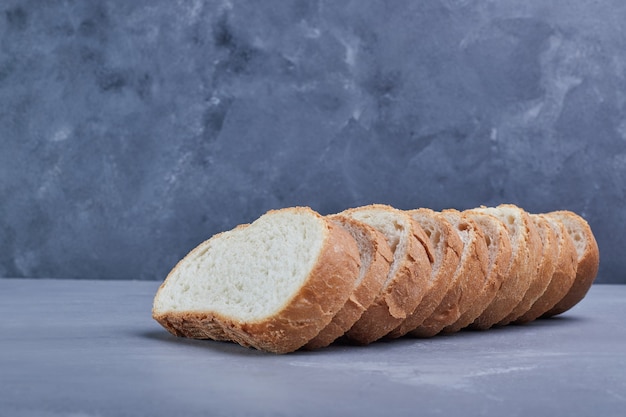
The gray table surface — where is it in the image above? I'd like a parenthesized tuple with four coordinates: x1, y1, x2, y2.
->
(1, 279, 625, 417)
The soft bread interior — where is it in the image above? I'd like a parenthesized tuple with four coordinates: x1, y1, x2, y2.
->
(154, 210, 326, 321)
(476, 206, 521, 257)
(415, 214, 444, 277)
(470, 213, 500, 274)
(347, 209, 406, 280)
(554, 215, 586, 259)
(331, 218, 373, 288)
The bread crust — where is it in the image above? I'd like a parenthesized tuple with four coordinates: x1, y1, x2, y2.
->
(342, 205, 433, 345)
(303, 216, 392, 350)
(516, 215, 577, 323)
(387, 208, 461, 338)
(153, 207, 361, 354)
(443, 211, 510, 333)
(408, 209, 487, 338)
(542, 211, 599, 317)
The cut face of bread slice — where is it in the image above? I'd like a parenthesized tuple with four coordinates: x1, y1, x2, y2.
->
(471, 205, 540, 330)
(408, 209, 487, 338)
(443, 210, 511, 333)
(542, 211, 599, 317)
(340, 204, 433, 345)
(516, 214, 577, 323)
(387, 208, 462, 338)
(152, 207, 361, 354)
(303, 216, 392, 350)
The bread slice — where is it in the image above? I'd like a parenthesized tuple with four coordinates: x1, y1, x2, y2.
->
(508, 214, 557, 323)
(408, 209, 488, 338)
(542, 210, 600, 317)
(516, 214, 577, 323)
(443, 210, 511, 333)
(341, 204, 433, 345)
(303, 216, 392, 350)
(493, 211, 546, 325)
(471, 205, 541, 329)
(152, 207, 361, 354)
(386, 208, 462, 338)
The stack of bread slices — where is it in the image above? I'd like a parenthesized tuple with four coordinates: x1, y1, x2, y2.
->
(152, 204, 599, 354)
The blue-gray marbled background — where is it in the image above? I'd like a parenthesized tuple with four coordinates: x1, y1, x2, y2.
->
(1, 0, 624, 282)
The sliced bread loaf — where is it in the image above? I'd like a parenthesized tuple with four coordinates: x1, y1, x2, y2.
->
(341, 204, 433, 345)
(408, 209, 488, 338)
(516, 214, 577, 323)
(471, 205, 540, 329)
(542, 211, 599, 317)
(303, 216, 392, 350)
(152, 207, 361, 354)
(443, 210, 511, 333)
(386, 208, 462, 338)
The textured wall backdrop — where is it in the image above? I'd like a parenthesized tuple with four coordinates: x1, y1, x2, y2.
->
(1, 0, 625, 282)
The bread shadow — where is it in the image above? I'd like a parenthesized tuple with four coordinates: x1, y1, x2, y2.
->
(140, 329, 372, 357)
(512, 314, 588, 327)
(454, 314, 589, 335)
(140, 313, 589, 356)
(140, 329, 382, 356)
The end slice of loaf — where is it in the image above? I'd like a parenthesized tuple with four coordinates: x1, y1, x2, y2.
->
(471, 205, 539, 330)
(386, 208, 462, 338)
(341, 204, 433, 345)
(152, 207, 361, 354)
(542, 210, 599, 317)
(443, 210, 511, 333)
(409, 209, 487, 338)
(516, 214, 577, 323)
(303, 216, 392, 350)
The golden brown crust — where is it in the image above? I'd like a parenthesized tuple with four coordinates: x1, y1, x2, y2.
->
(303, 217, 392, 350)
(153, 208, 361, 354)
(516, 215, 577, 323)
(342, 205, 433, 345)
(154, 311, 231, 341)
(542, 211, 599, 317)
(471, 205, 534, 330)
(408, 209, 486, 338)
(387, 208, 461, 338)
(444, 211, 511, 333)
